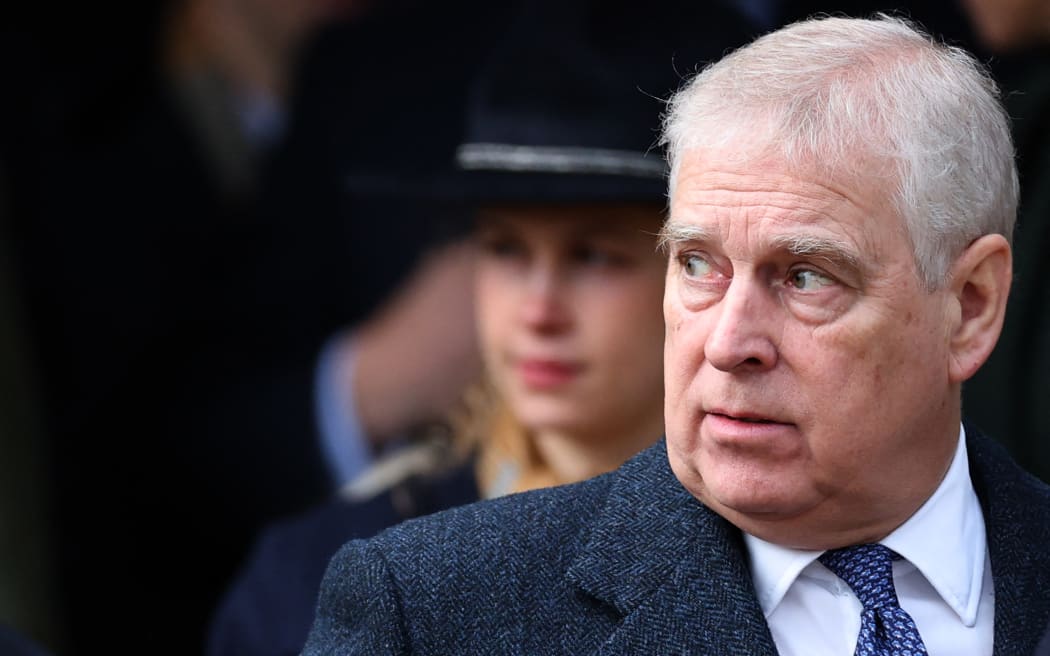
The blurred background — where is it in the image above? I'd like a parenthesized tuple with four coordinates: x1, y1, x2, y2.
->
(0, 0, 1046, 654)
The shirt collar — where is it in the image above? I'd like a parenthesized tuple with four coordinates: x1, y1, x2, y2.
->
(744, 424, 986, 626)
(882, 424, 985, 626)
(744, 533, 823, 617)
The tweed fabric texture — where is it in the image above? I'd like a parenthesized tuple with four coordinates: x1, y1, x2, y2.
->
(1037, 619, 1050, 656)
(302, 428, 1050, 655)
(820, 544, 928, 656)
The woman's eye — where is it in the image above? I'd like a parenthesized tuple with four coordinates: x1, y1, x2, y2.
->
(682, 254, 713, 278)
(479, 236, 524, 258)
(788, 269, 834, 290)
(572, 245, 626, 267)
(574, 246, 603, 264)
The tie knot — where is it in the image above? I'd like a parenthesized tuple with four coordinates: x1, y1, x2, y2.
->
(819, 543, 901, 610)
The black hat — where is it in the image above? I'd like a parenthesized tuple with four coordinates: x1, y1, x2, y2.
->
(347, 0, 757, 205)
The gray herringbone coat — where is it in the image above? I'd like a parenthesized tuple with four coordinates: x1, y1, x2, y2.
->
(303, 431, 1050, 655)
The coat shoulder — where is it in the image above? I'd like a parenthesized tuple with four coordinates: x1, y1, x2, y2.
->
(306, 471, 620, 655)
(378, 468, 616, 576)
(307, 443, 678, 655)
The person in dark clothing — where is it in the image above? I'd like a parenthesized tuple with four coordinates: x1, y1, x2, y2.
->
(305, 15, 1050, 655)
(2, 1, 509, 653)
(207, 3, 757, 654)
(0, 624, 54, 656)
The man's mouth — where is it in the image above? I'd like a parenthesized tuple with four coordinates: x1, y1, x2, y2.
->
(708, 410, 782, 424)
(704, 410, 794, 431)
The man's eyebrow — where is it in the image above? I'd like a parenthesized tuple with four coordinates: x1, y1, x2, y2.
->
(658, 222, 863, 272)
(657, 221, 714, 252)
(769, 233, 862, 272)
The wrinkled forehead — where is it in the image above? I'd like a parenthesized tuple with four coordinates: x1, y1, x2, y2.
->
(664, 148, 909, 263)
(670, 138, 898, 201)
(672, 147, 896, 213)
(667, 114, 901, 194)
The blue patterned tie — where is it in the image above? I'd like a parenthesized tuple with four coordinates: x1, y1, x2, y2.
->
(819, 544, 929, 656)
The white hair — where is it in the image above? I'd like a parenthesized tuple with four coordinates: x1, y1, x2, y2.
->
(661, 15, 1018, 288)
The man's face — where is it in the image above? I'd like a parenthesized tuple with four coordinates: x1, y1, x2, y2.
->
(662, 152, 961, 549)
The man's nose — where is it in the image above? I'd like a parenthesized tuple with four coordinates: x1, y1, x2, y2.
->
(703, 276, 778, 372)
(521, 266, 571, 333)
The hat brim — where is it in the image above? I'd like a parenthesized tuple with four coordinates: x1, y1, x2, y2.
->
(345, 168, 668, 206)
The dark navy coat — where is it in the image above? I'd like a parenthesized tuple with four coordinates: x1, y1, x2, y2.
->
(209, 462, 479, 656)
(1038, 623, 1050, 656)
(303, 432, 1050, 655)
(0, 624, 51, 656)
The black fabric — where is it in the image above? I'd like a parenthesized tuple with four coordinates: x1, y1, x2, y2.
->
(2, 2, 511, 653)
(1036, 620, 1050, 656)
(347, 0, 758, 206)
(0, 624, 53, 656)
(208, 460, 480, 656)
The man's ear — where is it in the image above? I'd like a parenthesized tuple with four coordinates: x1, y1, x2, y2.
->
(946, 233, 1012, 383)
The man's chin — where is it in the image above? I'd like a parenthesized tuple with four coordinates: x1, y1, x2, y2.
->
(700, 485, 814, 524)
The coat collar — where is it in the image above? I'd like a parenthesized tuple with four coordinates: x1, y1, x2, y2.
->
(566, 440, 778, 655)
(566, 430, 1050, 655)
(966, 427, 1050, 656)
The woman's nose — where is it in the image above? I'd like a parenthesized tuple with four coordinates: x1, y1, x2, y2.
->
(520, 266, 572, 333)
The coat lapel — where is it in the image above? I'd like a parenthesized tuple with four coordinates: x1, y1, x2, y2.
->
(967, 428, 1050, 656)
(564, 430, 1050, 655)
(566, 441, 777, 656)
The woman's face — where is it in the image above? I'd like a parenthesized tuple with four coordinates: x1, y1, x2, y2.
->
(475, 203, 667, 443)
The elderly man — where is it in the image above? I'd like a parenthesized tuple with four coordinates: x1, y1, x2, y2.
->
(302, 15, 1050, 656)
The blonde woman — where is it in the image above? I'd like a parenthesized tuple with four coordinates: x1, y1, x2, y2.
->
(208, 3, 752, 654)
(208, 195, 669, 656)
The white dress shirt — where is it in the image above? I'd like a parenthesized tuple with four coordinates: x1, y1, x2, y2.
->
(744, 425, 994, 656)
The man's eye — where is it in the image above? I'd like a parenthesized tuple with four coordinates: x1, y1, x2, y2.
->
(682, 254, 713, 278)
(788, 269, 834, 290)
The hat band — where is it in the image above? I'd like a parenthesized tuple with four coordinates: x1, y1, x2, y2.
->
(456, 143, 666, 179)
